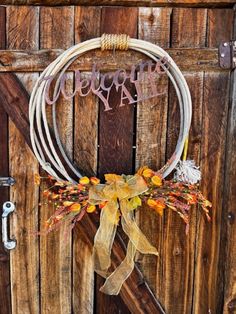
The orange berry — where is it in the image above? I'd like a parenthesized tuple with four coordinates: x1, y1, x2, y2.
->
(142, 168, 154, 178)
(79, 176, 90, 185)
(90, 177, 100, 185)
(151, 175, 162, 186)
(86, 205, 96, 213)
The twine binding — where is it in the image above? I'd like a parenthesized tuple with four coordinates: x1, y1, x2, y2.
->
(101, 33, 130, 51)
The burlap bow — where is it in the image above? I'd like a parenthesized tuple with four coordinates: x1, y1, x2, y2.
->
(89, 173, 158, 295)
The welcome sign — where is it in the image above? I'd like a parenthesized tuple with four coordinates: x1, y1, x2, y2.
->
(42, 57, 170, 111)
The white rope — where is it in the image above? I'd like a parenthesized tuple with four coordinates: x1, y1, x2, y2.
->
(29, 37, 192, 183)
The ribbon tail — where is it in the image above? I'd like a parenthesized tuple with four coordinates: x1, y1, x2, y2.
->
(99, 240, 136, 295)
(120, 199, 158, 256)
(93, 200, 118, 278)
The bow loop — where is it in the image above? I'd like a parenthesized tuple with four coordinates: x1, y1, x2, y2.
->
(88, 173, 158, 295)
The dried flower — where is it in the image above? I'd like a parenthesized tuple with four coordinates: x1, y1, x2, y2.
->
(87, 204, 96, 213)
(79, 176, 90, 185)
(90, 177, 100, 185)
(151, 175, 162, 186)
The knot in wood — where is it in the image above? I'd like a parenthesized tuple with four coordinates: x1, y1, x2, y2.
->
(101, 33, 130, 51)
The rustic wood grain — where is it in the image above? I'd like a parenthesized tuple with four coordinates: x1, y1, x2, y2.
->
(193, 72, 230, 314)
(171, 8, 207, 47)
(0, 48, 226, 72)
(0, 0, 234, 8)
(164, 8, 207, 314)
(98, 7, 137, 177)
(223, 9, 236, 314)
(192, 9, 233, 314)
(96, 6, 138, 313)
(223, 71, 236, 314)
(207, 8, 234, 47)
(0, 6, 11, 314)
(7, 6, 40, 314)
(135, 7, 171, 304)
(39, 6, 74, 314)
(73, 6, 101, 314)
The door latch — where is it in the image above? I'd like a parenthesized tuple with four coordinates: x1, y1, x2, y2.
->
(2, 202, 16, 250)
(219, 41, 236, 70)
(0, 176, 16, 250)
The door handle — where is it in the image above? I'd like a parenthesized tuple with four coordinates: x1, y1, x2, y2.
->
(2, 202, 16, 250)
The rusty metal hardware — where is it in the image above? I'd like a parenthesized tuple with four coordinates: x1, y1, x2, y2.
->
(0, 177, 15, 187)
(219, 41, 236, 70)
(2, 202, 16, 250)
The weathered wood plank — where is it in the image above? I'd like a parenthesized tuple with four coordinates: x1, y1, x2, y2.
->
(223, 9, 236, 314)
(135, 7, 171, 304)
(0, 48, 226, 72)
(39, 6, 74, 314)
(0, 0, 234, 8)
(73, 6, 101, 314)
(193, 71, 230, 314)
(223, 71, 236, 314)
(207, 8, 234, 47)
(192, 9, 233, 313)
(164, 8, 207, 314)
(7, 6, 40, 314)
(0, 6, 11, 314)
(0, 62, 165, 314)
(172, 8, 207, 47)
(96, 6, 138, 313)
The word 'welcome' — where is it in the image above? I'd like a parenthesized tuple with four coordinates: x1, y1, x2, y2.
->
(43, 58, 170, 111)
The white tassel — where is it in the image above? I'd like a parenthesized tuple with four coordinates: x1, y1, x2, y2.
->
(174, 160, 201, 184)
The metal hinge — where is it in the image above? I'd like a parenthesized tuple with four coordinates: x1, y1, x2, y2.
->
(0, 177, 15, 187)
(219, 41, 236, 70)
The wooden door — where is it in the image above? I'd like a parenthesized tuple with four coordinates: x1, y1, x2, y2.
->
(0, 2, 235, 314)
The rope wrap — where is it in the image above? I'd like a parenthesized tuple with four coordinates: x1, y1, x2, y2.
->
(101, 33, 130, 51)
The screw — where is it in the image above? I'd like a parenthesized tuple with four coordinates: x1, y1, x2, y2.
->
(221, 53, 225, 58)
(6, 202, 11, 208)
(223, 42, 228, 47)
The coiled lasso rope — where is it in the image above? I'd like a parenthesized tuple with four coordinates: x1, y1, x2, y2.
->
(29, 34, 193, 183)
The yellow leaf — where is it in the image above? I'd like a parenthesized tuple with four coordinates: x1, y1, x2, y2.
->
(129, 196, 142, 209)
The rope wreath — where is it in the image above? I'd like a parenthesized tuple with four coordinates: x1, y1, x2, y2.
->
(30, 34, 211, 295)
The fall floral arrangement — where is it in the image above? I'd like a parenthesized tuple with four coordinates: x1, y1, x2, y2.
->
(35, 166, 211, 295)
(36, 167, 211, 235)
